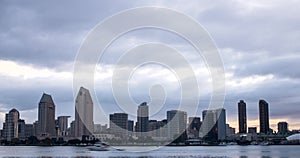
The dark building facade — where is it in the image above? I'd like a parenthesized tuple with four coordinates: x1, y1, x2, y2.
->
(248, 127, 257, 134)
(136, 102, 149, 137)
(38, 93, 56, 137)
(238, 100, 247, 133)
(278, 122, 288, 135)
(259, 100, 270, 134)
(109, 113, 128, 136)
(188, 117, 201, 138)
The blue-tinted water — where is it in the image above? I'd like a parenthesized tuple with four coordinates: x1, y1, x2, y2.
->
(0, 145, 299, 158)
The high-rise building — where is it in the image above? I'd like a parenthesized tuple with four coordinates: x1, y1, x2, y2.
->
(33, 121, 39, 137)
(136, 102, 149, 137)
(278, 122, 288, 135)
(188, 117, 201, 138)
(238, 100, 247, 133)
(109, 113, 128, 136)
(201, 108, 226, 141)
(167, 110, 187, 139)
(18, 119, 26, 140)
(259, 100, 270, 134)
(70, 120, 75, 137)
(3, 109, 20, 141)
(57, 116, 70, 136)
(74, 87, 94, 138)
(38, 93, 56, 137)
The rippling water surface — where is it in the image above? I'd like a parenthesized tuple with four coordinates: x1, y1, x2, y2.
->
(1, 145, 300, 158)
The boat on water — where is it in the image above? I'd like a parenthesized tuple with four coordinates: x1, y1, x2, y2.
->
(260, 141, 269, 146)
(87, 142, 110, 151)
(87, 142, 125, 151)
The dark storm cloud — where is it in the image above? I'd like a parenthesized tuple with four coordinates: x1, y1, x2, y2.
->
(0, 0, 137, 68)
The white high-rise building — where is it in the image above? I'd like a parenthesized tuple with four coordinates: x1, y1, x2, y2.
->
(74, 87, 94, 138)
(201, 108, 226, 141)
(167, 110, 187, 139)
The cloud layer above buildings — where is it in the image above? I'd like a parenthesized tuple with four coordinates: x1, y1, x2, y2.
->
(0, 0, 300, 131)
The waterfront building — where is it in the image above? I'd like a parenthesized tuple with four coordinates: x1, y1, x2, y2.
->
(18, 119, 26, 140)
(94, 124, 108, 134)
(248, 127, 257, 134)
(33, 121, 39, 136)
(201, 108, 226, 141)
(57, 116, 70, 136)
(188, 117, 201, 138)
(38, 93, 56, 137)
(109, 113, 128, 137)
(238, 100, 247, 133)
(25, 124, 34, 138)
(158, 119, 168, 138)
(136, 102, 149, 137)
(2, 109, 20, 141)
(167, 110, 187, 139)
(74, 87, 94, 138)
(259, 100, 270, 134)
(278, 122, 288, 135)
(127, 120, 134, 132)
(226, 124, 235, 136)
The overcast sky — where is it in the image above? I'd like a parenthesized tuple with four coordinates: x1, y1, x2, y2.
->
(0, 0, 300, 132)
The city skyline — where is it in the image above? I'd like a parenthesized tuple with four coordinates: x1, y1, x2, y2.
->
(1, 1, 300, 134)
(0, 91, 297, 134)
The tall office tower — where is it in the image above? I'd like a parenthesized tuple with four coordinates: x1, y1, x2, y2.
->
(57, 116, 70, 136)
(136, 102, 149, 137)
(278, 122, 288, 135)
(201, 108, 226, 141)
(18, 119, 26, 140)
(188, 117, 201, 138)
(3, 109, 20, 141)
(109, 113, 128, 136)
(259, 100, 270, 134)
(167, 110, 187, 139)
(38, 93, 56, 137)
(75, 87, 94, 138)
(238, 100, 247, 133)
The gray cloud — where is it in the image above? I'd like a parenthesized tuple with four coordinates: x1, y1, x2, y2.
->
(1, 1, 300, 131)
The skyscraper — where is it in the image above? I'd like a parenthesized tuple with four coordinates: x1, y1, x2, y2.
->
(167, 110, 187, 139)
(259, 99, 270, 134)
(18, 119, 26, 140)
(278, 122, 288, 135)
(3, 109, 20, 141)
(75, 87, 94, 138)
(38, 93, 56, 137)
(201, 108, 226, 141)
(136, 102, 149, 137)
(238, 100, 247, 133)
(109, 113, 128, 136)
